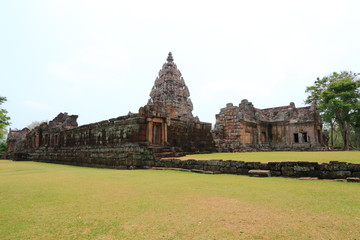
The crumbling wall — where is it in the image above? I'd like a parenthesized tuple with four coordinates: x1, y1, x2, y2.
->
(9, 113, 153, 167)
(167, 119, 215, 153)
(8, 111, 215, 167)
(21, 113, 148, 150)
(213, 100, 323, 151)
(27, 143, 156, 169)
(6, 128, 30, 152)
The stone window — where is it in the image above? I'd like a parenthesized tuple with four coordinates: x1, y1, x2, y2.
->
(294, 133, 299, 143)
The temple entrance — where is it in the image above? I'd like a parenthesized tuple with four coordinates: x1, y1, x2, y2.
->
(261, 132, 267, 143)
(152, 123, 162, 145)
(146, 117, 167, 145)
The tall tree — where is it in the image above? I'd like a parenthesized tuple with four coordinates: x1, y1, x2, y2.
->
(350, 98, 360, 148)
(306, 71, 360, 150)
(0, 96, 11, 141)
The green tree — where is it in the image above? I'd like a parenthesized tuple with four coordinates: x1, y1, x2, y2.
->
(0, 96, 11, 142)
(350, 101, 360, 148)
(0, 141, 6, 153)
(306, 71, 360, 150)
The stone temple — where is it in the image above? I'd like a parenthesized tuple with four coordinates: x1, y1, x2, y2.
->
(147, 52, 197, 122)
(212, 100, 323, 151)
(6, 53, 215, 166)
(6, 52, 325, 167)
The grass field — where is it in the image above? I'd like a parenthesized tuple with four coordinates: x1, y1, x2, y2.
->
(1, 160, 360, 240)
(179, 151, 360, 164)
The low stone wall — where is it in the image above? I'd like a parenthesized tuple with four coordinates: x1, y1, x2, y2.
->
(154, 159, 360, 179)
(11, 143, 156, 169)
(4, 151, 360, 181)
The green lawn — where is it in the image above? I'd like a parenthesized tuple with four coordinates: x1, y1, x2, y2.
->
(179, 151, 360, 164)
(1, 160, 359, 240)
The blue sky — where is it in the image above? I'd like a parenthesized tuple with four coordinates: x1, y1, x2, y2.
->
(1, 0, 360, 130)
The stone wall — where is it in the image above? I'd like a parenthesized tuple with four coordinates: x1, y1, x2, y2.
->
(167, 119, 215, 153)
(213, 100, 324, 151)
(5, 149, 359, 180)
(15, 143, 155, 169)
(154, 159, 360, 180)
(7, 111, 215, 166)
(7, 113, 155, 167)
(6, 128, 30, 152)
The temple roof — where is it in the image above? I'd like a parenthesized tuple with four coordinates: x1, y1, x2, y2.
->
(147, 52, 195, 121)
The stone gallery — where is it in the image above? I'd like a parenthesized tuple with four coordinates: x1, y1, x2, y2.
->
(7, 53, 324, 168)
(213, 100, 323, 152)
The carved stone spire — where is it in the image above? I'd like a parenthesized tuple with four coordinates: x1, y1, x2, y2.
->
(147, 52, 195, 121)
(167, 52, 174, 62)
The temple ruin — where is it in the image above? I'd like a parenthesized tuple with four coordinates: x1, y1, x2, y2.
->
(6, 53, 215, 167)
(6, 52, 326, 168)
(212, 99, 323, 151)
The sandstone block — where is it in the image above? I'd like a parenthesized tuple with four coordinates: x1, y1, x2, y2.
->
(281, 166, 294, 177)
(320, 171, 351, 179)
(346, 177, 360, 183)
(248, 170, 271, 177)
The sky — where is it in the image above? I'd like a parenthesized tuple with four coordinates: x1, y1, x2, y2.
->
(1, 0, 360, 131)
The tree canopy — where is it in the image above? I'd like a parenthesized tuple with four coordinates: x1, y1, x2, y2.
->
(0, 96, 11, 142)
(306, 71, 360, 150)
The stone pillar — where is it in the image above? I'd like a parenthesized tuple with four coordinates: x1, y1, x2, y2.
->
(164, 122, 168, 144)
(257, 123, 261, 144)
(161, 121, 165, 145)
(146, 120, 153, 144)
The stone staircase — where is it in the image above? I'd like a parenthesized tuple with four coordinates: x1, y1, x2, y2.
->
(147, 145, 186, 159)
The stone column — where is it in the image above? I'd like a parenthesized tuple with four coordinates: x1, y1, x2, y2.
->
(146, 119, 153, 144)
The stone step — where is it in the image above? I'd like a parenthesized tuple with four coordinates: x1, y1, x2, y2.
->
(151, 167, 221, 174)
(347, 177, 360, 183)
(248, 169, 271, 177)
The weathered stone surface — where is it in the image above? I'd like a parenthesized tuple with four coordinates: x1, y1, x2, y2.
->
(320, 163, 349, 171)
(298, 177, 319, 180)
(147, 52, 195, 122)
(347, 164, 360, 171)
(282, 166, 295, 177)
(152, 159, 360, 181)
(346, 177, 360, 182)
(6, 128, 31, 153)
(212, 99, 324, 151)
(248, 170, 271, 177)
(320, 171, 352, 179)
(6, 53, 215, 166)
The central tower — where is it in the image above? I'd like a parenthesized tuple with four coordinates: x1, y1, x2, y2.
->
(147, 52, 195, 121)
